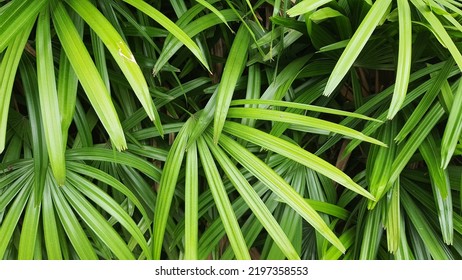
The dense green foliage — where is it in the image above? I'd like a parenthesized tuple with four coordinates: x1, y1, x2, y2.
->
(1, 0, 462, 260)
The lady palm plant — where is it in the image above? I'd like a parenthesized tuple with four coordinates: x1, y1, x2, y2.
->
(1, 0, 462, 260)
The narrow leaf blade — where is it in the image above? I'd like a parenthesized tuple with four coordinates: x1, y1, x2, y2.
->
(323, 0, 393, 96)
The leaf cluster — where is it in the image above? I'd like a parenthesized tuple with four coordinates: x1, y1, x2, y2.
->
(1, 0, 462, 260)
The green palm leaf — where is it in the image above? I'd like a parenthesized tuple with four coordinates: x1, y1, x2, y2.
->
(226, 107, 386, 147)
(36, 7, 66, 185)
(17, 188, 41, 259)
(0, 24, 34, 153)
(287, 0, 333, 17)
(441, 78, 462, 168)
(49, 177, 98, 260)
(217, 132, 346, 253)
(184, 141, 199, 259)
(123, 0, 210, 73)
(52, 1, 127, 151)
(204, 134, 300, 260)
(0, 181, 33, 258)
(322, 0, 392, 97)
(65, 0, 162, 135)
(0, 0, 46, 52)
(197, 136, 251, 260)
(223, 121, 375, 200)
(42, 177, 62, 260)
(410, 0, 462, 71)
(214, 24, 251, 143)
(153, 119, 194, 259)
(388, 0, 412, 119)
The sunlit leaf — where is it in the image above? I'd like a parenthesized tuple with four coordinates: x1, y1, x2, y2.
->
(197, 136, 251, 260)
(36, 8, 66, 185)
(0, 22, 34, 153)
(388, 0, 412, 119)
(223, 121, 375, 200)
(52, 1, 127, 151)
(287, 0, 333, 17)
(217, 131, 346, 253)
(214, 24, 251, 143)
(65, 0, 163, 134)
(323, 0, 392, 96)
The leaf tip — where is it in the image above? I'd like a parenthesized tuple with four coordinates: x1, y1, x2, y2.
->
(386, 112, 396, 120)
(323, 86, 334, 97)
(365, 191, 377, 202)
(213, 135, 219, 145)
(152, 67, 159, 77)
(337, 243, 346, 254)
(378, 142, 388, 148)
(286, 9, 296, 18)
(53, 171, 67, 187)
(440, 156, 450, 169)
(114, 141, 128, 152)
